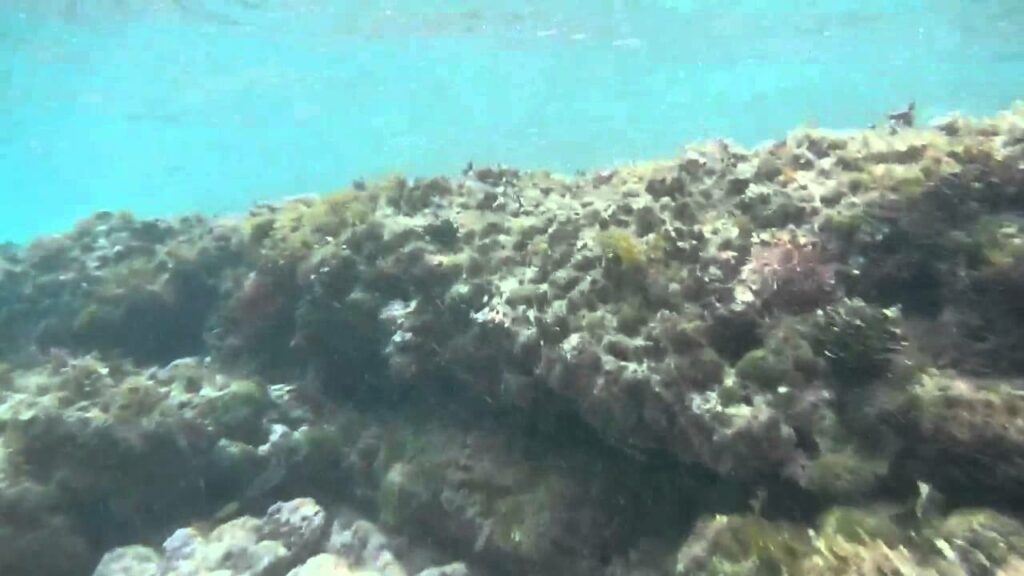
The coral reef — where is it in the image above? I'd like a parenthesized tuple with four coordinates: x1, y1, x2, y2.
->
(0, 103, 1023, 574)
(0, 353, 710, 575)
(0, 212, 239, 365)
(0, 354, 302, 559)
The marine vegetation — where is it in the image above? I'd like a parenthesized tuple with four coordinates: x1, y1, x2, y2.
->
(1, 104, 1024, 576)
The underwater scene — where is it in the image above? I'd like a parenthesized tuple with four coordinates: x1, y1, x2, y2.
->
(2, 1, 1024, 575)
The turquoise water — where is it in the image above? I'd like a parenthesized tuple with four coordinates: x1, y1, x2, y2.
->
(1, 0, 1022, 243)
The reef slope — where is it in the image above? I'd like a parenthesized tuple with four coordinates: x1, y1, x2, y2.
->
(1, 104, 1023, 575)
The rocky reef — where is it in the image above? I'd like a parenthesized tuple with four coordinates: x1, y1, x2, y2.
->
(1, 103, 1023, 575)
(92, 497, 470, 576)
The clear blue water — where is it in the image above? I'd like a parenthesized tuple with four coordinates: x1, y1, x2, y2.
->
(1, 0, 1022, 243)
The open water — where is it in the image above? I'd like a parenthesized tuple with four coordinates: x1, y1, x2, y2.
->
(1, 0, 1022, 241)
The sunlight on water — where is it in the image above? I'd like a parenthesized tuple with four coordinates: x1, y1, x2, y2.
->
(1, 0, 1022, 241)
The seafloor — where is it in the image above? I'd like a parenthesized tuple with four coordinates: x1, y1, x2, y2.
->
(2, 104, 1024, 576)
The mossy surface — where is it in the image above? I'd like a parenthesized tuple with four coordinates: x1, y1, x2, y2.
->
(676, 514, 814, 576)
(596, 228, 646, 268)
(3, 106, 1024, 575)
(812, 298, 904, 384)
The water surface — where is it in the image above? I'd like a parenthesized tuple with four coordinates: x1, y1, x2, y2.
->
(1, 0, 1022, 241)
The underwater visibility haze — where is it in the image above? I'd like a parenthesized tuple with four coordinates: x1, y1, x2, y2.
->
(2, 0, 1023, 240)
(1, 1, 1024, 575)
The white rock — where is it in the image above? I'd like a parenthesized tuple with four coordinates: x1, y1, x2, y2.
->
(92, 545, 161, 576)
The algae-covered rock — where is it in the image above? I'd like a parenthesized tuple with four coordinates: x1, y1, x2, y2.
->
(816, 506, 906, 547)
(0, 354, 307, 556)
(929, 509, 1024, 575)
(887, 373, 1024, 501)
(800, 449, 889, 502)
(0, 478, 94, 576)
(734, 348, 792, 391)
(0, 212, 238, 365)
(362, 419, 686, 574)
(2, 103, 1019, 488)
(799, 538, 942, 576)
(96, 499, 325, 576)
(674, 514, 814, 575)
(95, 497, 468, 576)
(673, 505, 1024, 576)
(733, 323, 820, 393)
(812, 298, 904, 385)
(91, 545, 161, 576)
(2, 103, 1024, 576)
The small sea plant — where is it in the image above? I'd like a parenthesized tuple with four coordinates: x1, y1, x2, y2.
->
(243, 187, 381, 263)
(973, 215, 1024, 270)
(745, 235, 837, 312)
(595, 228, 645, 268)
(812, 298, 905, 384)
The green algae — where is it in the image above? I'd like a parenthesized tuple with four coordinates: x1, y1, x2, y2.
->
(973, 215, 1024, 269)
(733, 323, 819, 392)
(207, 379, 272, 444)
(377, 461, 445, 529)
(244, 186, 382, 263)
(677, 514, 814, 576)
(812, 298, 904, 384)
(802, 450, 888, 502)
(596, 228, 646, 268)
(817, 506, 905, 546)
(929, 509, 1024, 574)
(734, 348, 791, 390)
